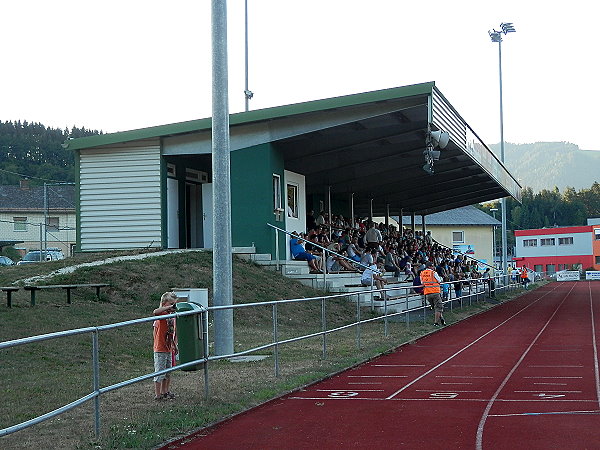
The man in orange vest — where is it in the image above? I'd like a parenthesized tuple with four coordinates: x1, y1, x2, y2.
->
(421, 261, 446, 326)
(520, 264, 530, 288)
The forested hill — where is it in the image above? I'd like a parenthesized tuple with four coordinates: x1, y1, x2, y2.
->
(491, 141, 600, 192)
(1, 121, 598, 192)
(0, 121, 101, 185)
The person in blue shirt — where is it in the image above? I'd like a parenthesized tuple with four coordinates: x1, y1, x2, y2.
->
(290, 232, 322, 273)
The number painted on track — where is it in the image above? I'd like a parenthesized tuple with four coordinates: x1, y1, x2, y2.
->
(430, 392, 459, 399)
(328, 391, 359, 398)
(535, 393, 566, 399)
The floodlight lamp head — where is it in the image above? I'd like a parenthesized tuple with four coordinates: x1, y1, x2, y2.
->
(500, 22, 516, 34)
(489, 30, 502, 42)
(430, 130, 450, 149)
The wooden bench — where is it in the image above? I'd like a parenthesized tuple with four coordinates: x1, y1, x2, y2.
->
(1, 286, 20, 308)
(23, 283, 110, 306)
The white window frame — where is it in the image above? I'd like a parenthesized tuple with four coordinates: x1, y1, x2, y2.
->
(452, 231, 464, 243)
(558, 237, 574, 245)
(272, 174, 282, 211)
(13, 217, 27, 232)
(523, 239, 537, 247)
(47, 216, 59, 232)
(286, 183, 299, 219)
(540, 238, 555, 246)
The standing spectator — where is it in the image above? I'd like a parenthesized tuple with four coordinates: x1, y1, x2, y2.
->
(421, 261, 446, 326)
(453, 272, 463, 299)
(365, 222, 383, 249)
(483, 268, 495, 297)
(413, 270, 425, 306)
(153, 291, 180, 401)
(441, 275, 450, 302)
(315, 211, 326, 227)
(521, 265, 530, 288)
(306, 210, 317, 232)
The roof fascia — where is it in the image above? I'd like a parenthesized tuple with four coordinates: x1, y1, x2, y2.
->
(64, 82, 435, 151)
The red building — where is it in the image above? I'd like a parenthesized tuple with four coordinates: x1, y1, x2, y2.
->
(514, 224, 600, 273)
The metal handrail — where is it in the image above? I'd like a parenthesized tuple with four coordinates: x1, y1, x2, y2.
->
(266, 222, 379, 274)
(431, 238, 497, 271)
(1, 273, 519, 439)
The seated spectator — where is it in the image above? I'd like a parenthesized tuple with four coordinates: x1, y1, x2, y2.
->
(304, 235, 323, 256)
(361, 260, 388, 299)
(360, 248, 377, 267)
(384, 249, 401, 278)
(346, 237, 363, 262)
(290, 232, 322, 273)
(325, 243, 359, 273)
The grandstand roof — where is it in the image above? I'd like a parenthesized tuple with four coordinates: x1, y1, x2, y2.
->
(65, 81, 520, 216)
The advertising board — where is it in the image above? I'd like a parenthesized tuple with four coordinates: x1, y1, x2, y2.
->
(556, 271, 580, 281)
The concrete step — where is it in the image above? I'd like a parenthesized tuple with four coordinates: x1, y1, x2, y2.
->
(232, 246, 256, 254)
(255, 260, 311, 276)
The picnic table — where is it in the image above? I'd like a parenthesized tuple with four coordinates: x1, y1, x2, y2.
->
(23, 283, 110, 306)
(1, 286, 20, 307)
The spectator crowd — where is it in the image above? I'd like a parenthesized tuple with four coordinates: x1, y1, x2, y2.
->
(291, 211, 488, 295)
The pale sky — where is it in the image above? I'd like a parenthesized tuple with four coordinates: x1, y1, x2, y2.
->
(2, 0, 598, 150)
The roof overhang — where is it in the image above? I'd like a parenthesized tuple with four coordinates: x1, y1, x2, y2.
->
(66, 81, 520, 217)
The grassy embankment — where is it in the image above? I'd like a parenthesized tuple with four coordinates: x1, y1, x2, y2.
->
(0, 250, 527, 449)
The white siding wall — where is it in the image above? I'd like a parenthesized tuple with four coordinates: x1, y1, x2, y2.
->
(79, 140, 162, 251)
(515, 231, 592, 258)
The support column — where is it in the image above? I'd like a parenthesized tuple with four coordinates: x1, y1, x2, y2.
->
(212, 0, 234, 356)
(421, 215, 426, 236)
(399, 208, 403, 238)
(411, 212, 415, 234)
(385, 204, 390, 229)
(327, 186, 332, 240)
(350, 192, 355, 228)
(369, 198, 373, 222)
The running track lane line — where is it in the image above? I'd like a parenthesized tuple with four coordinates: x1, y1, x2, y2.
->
(385, 283, 562, 400)
(589, 281, 600, 406)
(475, 282, 577, 450)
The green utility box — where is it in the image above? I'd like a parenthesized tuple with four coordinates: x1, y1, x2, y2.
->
(175, 302, 205, 371)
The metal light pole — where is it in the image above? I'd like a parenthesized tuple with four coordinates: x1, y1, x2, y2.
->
(212, 0, 234, 356)
(243, 0, 253, 111)
(490, 207, 498, 269)
(489, 22, 516, 276)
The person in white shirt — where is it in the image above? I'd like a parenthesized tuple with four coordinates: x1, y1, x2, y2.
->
(361, 261, 388, 299)
(365, 222, 383, 249)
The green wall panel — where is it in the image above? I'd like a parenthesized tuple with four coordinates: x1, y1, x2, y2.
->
(231, 143, 284, 255)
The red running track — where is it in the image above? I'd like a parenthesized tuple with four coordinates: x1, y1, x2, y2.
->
(161, 282, 600, 449)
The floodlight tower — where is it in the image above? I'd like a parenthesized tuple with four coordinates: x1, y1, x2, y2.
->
(488, 22, 515, 276)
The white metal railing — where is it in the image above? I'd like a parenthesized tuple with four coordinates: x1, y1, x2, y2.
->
(0, 273, 521, 439)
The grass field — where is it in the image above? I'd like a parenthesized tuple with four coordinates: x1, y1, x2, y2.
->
(0, 250, 527, 449)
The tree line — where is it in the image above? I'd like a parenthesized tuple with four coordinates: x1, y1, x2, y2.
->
(0, 120, 101, 185)
(481, 183, 600, 231)
(2, 119, 599, 230)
